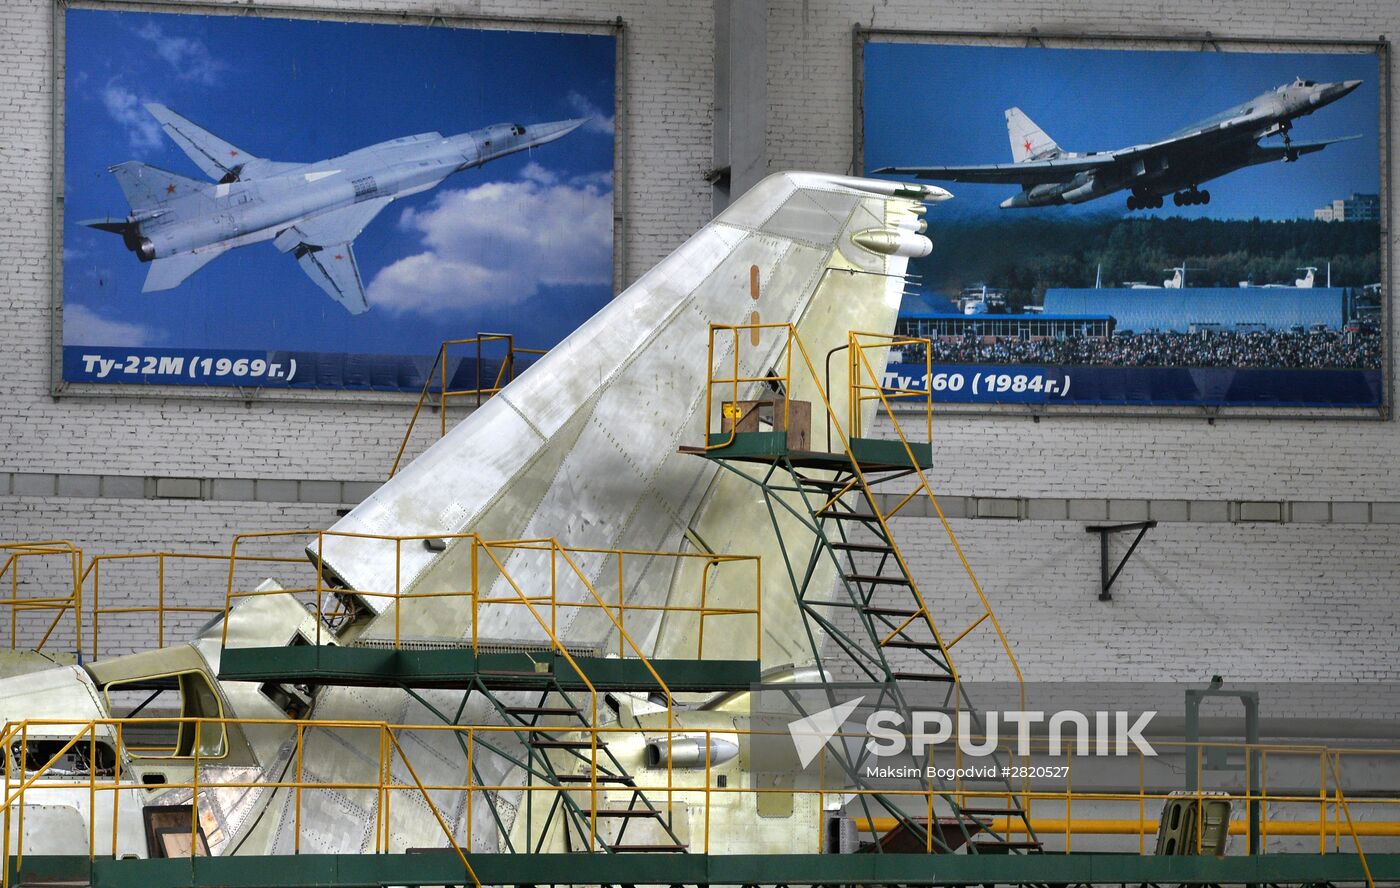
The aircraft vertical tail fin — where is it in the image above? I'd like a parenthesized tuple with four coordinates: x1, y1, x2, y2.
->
(1006, 107, 1061, 162)
(108, 161, 207, 212)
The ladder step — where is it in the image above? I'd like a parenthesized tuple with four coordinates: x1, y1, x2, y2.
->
(794, 476, 856, 490)
(607, 844, 688, 852)
(506, 706, 583, 717)
(891, 671, 955, 683)
(817, 511, 881, 522)
(556, 774, 636, 785)
(530, 738, 606, 749)
(971, 839, 1043, 851)
(843, 573, 910, 585)
(591, 809, 663, 818)
(863, 605, 922, 618)
(831, 541, 894, 553)
(959, 807, 1026, 817)
(882, 639, 941, 650)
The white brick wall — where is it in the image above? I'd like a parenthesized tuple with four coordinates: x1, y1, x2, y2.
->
(2, 0, 1397, 683)
(891, 517, 1400, 683)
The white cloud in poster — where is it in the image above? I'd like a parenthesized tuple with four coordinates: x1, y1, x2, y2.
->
(102, 84, 163, 153)
(64, 303, 159, 346)
(367, 176, 612, 317)
(135, 23, 227, 85)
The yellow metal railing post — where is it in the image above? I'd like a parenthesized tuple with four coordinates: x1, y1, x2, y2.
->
(90, 556, 100, 661)
(440, 342, 448, 439)
(112, 721, 123, 857)
(1330, 751, 1376, 888)
(192, 720, 201, 858)
(315, 533, 324, 647)
(3, 727, 11, 888)
(384, 729, 481, 888)
(87, 725, 96, 860)
(394, 539, 402, 648)
(157, 553, 165, 650)
(295, 721, 304, 854)
(470, 539, 479, 654)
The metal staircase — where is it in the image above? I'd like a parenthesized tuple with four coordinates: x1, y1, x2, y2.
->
(683, 324, 1038, 855)
(479, 678, 687, 853)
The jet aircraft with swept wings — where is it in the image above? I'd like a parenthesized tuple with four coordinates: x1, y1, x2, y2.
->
(81, 104, 585, 313)
(877, 77, 1361, 210)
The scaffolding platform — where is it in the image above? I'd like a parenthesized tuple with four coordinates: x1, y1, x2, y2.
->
(682, 432, 932, 471)
(218, 645, 761, 693)
(10, 851, 1398, 888)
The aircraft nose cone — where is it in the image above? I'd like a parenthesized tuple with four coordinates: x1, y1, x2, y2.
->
(1323, 79, 1362, 102)
(528, 118, 589, 146)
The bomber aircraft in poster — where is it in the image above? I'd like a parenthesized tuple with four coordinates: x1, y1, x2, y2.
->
(83, 105, 585, 315)
(878, 77, 1361, 211)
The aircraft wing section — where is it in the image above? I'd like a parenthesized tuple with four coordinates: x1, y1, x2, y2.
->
(275, 199, 391, 313)
(276, 198, 393, 251)
(877, 155, 1115, 185)
(145, 103, 298, 182)
(142, 247, 226, 292)
(1251, 134, 1361, 162)
(294, 243, 369, 315)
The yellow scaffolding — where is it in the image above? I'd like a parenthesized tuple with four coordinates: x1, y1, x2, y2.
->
(390, 333, 547, 477)
(1, 717, 1388, 886)
(0, 540, 82, 655)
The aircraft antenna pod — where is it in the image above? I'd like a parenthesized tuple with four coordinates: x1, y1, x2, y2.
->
(851, 227, 932, 259)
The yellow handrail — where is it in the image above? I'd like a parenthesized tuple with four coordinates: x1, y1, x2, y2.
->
(5, 717, 1399, 874)
(0, 541, 83, 656)
(1329, 751, 1376, 888)
(83, 552, 296, 660)
(220, 530, 761, 664)
(390, 333, 548, 478)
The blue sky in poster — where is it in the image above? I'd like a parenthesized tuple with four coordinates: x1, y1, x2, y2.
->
(63, 9, 615, 355)
(864, 43, 1380, 220)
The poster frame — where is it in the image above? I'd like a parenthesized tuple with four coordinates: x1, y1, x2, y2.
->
(853, 26, 1392, 421)
(50, 0, 628, 404)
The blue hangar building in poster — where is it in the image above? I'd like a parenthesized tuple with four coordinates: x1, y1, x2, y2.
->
(888, 284, 1379, 407)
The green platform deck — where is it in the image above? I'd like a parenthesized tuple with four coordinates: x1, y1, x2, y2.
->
(684, 432, 932, 471)
(11, 851, 1396, 887)
(219, 646, 761, 693)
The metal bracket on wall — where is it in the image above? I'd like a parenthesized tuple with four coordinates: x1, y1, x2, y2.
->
(1085, 521, 1157, 601)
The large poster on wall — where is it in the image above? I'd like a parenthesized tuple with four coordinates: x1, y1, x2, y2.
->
(863, 38, 1384, 410)
(62, 8, 616, 390)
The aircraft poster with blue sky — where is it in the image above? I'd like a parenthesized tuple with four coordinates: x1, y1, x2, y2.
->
(863, 39, 1384, 411)
(62, 8, 616, 390)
